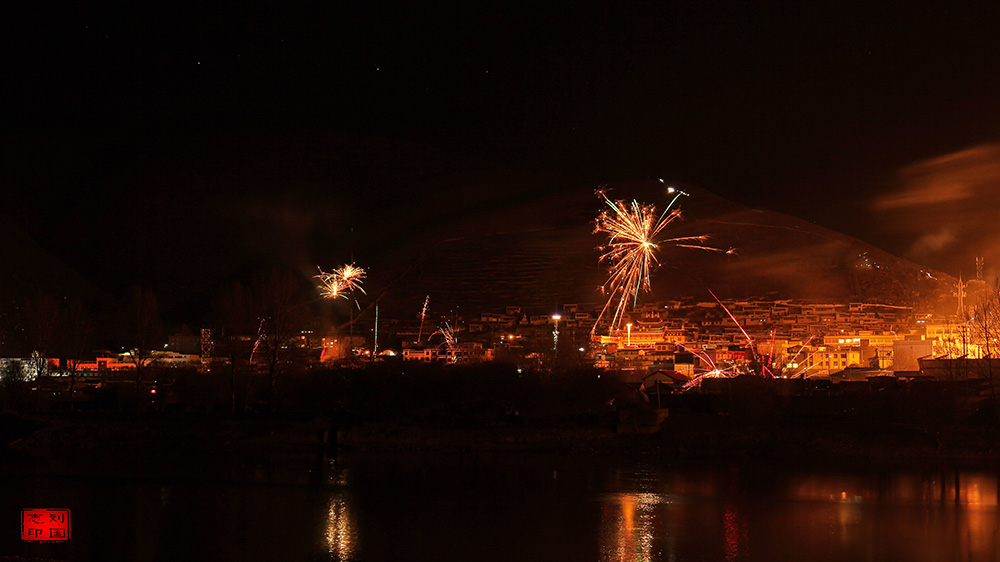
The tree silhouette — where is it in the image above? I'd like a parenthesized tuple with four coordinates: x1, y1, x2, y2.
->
(123, 286, 162, 408)
(61, 297, 94, 410)
(213, 281, 256, 413)
(24, 292, 60, 379)
(252, 270, 302, 411)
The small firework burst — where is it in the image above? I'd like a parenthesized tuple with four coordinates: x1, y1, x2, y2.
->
(430, 322, 456, 349)
(315, 264, 367, 300)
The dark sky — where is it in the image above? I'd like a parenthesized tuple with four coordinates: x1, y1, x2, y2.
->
(7, 1, 1000, 299)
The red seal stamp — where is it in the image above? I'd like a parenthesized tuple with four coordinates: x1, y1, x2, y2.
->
(21, 508, 71, 542)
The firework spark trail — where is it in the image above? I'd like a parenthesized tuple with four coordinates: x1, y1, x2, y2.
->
(682, 373, 710, 392)
(783, 337, 820, 372)
(676, 343, 746, 391)
(707, 289, 784, 376)
(417, 295, 430, 343)
(781, 347, 808, 376)
(765, 329, 777, 377)
(792, 363, 822, 378)
(431, 322, 456, 349)
(792, 349, 819, 377)
(249, 319, 266, 364)
(708, 289, 755, 347)
(682, 368, 736, 391)
(790, 348, 826, 378)
(677, 342, 719, 372)
(592, 188, 728, 335)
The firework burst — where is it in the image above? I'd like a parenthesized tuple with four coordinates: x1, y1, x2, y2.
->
(593, 187, 729, 335)
(430, 322, 457, 350)
(315, 264, 367, 301)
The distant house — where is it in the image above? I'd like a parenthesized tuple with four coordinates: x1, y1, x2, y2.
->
(641, 370, 689, 408)
(149, 351, 201, 367)
(893, 340, 933, 372)
(642, 369, 689, 392)
(918, 357, 1000, 381)
(166, 326, 201, 355)
(401, 342, 495, 363)
(402, 347, 445, 362)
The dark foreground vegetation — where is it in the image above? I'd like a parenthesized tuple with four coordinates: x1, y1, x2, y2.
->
(3, 362, 1000, 480)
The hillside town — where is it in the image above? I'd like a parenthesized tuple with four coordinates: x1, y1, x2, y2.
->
(3, 274, 995, 411)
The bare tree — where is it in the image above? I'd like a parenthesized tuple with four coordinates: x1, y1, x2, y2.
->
(61, 297, 94, 410)
(24, 292, 61, 380)
(252, 270, 302, 412)
(213, 281, 255, 414)
(123, 286, 163, 407)
(968, 278, 1000, 412)
(0, 359, 30, 409)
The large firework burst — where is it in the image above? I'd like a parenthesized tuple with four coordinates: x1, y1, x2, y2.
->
(315, 264, 367, 301)
(593, 186, 728, 335)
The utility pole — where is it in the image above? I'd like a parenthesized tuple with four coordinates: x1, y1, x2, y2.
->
(373, 303, 379, 360)
(957, 275, 968, 319)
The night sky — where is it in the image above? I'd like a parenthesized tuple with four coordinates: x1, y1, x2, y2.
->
(7, 2, 1000, 301)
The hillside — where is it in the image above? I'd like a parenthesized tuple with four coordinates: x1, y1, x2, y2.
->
(367, 180, 957, 318)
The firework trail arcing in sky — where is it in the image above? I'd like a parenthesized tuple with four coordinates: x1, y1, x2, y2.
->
(249, 318, 266, 365)
(315, 264, 367, 302)
(430, 323, 456, 350)
(593, 186, 730, 335)
(417, 295, 430, 343)
(707, 288, 778, 377)
(709, 288, 754, 345)
(676, 342, 741, 391)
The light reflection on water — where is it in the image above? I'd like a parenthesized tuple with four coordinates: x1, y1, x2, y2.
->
(324, 494, 357, 561)
(600, 493, 662, 562)
(593, 468, 1000, 562)
(5, 457, 1000, 561)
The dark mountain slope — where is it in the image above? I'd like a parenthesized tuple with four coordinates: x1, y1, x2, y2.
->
(368, 180, 956, 318)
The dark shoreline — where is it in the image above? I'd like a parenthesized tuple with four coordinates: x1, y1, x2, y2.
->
(4, 410, 1000, 481)
(338, 418, 1000, 469)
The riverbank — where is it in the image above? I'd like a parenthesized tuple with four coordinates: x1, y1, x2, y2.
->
(3, 410, 1000, 480)
(0, 411, 332, 482)
(338, 415, 1000, 468)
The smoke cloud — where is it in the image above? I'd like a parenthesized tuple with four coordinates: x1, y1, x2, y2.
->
(871, 143, 1000, 277)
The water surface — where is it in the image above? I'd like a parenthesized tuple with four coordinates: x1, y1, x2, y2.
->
(4, 453, 999, 561)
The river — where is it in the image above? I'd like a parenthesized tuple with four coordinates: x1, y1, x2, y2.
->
(4, 452, 999, 561)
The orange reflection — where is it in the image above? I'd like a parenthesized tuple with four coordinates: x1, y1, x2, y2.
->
(601, 493, 664, 562)
(325, 494, 357, 560)
(722, 505, 746, 561)
(598, 469, 1000, 561)
(960, 473, 997, 507)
